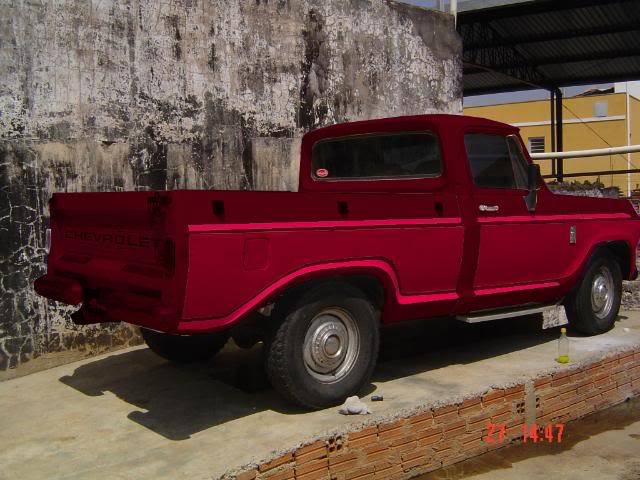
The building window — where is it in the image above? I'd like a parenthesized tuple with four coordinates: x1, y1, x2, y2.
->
(528, 137, 545, 153)
(594, 100, 608, 117)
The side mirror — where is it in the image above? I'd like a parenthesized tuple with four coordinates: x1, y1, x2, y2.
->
(524, 163, 540, 212)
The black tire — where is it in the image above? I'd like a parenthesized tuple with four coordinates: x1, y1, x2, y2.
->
(140, 328, 229, 363)
(565, 250, 622, 335)
(264, 283, 380, 409)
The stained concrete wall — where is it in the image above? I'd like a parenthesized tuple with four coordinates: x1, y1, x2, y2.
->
(0, 0, 462, 376)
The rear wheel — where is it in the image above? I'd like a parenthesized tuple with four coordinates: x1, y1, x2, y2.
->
(264, 283, 380, 409)
(565, 251, 622, 335)
(140, 328, 229, 363)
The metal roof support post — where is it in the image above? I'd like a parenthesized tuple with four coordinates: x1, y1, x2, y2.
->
(626, 83, 632, 197)
(555, 87, 564, 182)
(550, 89, 556, 177)
(450, 0, 457, 26)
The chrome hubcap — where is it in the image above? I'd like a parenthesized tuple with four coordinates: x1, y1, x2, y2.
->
(591, 266, 614, 319)
(303, 308, 360, 383)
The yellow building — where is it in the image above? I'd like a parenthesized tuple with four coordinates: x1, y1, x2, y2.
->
(464, 86, 640, 197)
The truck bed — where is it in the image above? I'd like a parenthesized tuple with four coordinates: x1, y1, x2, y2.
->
(38, 189, 462, 333)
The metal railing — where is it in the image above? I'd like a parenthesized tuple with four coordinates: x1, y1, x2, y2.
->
(530, 145, 640, 180)
(530, 145, 640, 160)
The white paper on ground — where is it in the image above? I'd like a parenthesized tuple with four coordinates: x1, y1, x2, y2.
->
(338, 395, 371, 415)
(542, 305, 569, 329)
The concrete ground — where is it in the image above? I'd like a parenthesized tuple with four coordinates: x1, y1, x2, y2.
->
(1, 312, 640, 480)
(418, 397, 640, 480)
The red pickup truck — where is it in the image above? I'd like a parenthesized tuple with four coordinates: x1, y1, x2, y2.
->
(35, 114, 640, 408)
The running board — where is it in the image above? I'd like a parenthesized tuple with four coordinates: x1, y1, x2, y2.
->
(456, 304, 557, 323)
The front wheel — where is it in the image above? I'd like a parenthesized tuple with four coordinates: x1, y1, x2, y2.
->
(565, 251, 622, 335)
(264, 283, 380, 409)
(140, 328, 229, 363)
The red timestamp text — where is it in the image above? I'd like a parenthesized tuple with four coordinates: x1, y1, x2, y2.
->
(484, 422, 565, 444)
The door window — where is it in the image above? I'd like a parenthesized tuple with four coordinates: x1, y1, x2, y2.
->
(465, 133, 529, 189)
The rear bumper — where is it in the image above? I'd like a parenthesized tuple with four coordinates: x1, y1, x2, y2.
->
(34, 274, 178, 331)
(34, 274, 83, 305)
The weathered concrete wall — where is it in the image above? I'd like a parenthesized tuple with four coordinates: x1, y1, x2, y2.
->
(0, 0, 462, 376)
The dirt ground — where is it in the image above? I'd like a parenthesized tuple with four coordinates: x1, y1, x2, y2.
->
(1, 312, 639, 479)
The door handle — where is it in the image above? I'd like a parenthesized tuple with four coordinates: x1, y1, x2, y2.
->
(479, 204, 499, 212)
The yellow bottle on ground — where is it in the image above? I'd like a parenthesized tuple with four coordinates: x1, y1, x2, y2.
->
(557, 327, 570, 364)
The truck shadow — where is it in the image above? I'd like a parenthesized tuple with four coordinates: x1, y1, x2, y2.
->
(59, 314, 561, 441)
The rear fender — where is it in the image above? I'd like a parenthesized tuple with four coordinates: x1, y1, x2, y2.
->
(175, 260, 402, 334)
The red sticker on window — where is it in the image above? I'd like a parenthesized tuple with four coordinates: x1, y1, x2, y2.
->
(316, 168, 329, 178)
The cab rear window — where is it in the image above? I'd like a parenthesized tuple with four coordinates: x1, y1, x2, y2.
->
(311, 132, 442, 180)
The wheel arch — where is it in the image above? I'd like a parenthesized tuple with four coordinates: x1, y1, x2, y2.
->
(267, 262, 399, 320)
(604, 240, 634, 280)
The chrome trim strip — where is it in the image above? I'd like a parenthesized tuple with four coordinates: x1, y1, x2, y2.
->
(456, 303, 558, 323)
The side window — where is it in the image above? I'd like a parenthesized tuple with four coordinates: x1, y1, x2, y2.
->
(506, 136, 529, 189)
(464, 133, 529, 189)
(311, 132, 441, 180)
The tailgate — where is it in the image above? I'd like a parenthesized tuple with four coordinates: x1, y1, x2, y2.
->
(42, 191, 185, 330)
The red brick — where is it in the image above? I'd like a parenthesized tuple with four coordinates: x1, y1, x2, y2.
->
(594, 376, 614, 389)
(618, 381, 633, 393)
(408, 410, 434, 425)
(414, 426, 442, 441)
(388, 432, 418, 447)
(330, 458, 358, 475)
(372, 458, 401, 471)
(374, 464, 403, 478)
(344, 465, 374, 480)
(461, 436, 484, 452)
(259, 453, 294, 473)
(467, 412, 491, 433)
(460, 397, 482, 409)
(489, 404, 510, 418)
(459, 402, 483, 416)
(417, 433, 442, 447)
(433, 405, 457, 418)
(392, 441, 417, 456)
(534, 375, 552, 388)
(296, 458, 329, 477)
(402, 455, 428, 471)
(379, 419, 406, 432)
(576, 382, 596, 395)
(297, 467, 330, 480)
(298, 441, 326, 456)
(296, 446, 327, 465)
(348, 427, 377, 441)
(619, 352, 635, 364)
(432, 410, 459, 425)
(364, 446, 392, 464)
(551, 375, 571, 387)
(328, 452, 357, 467)
(236, 469, 257, 480)
(504, 385, 525, 395)
(442, 419, 466, 440)
(482, 389, 505, 405)
(401, 446, 432, 462)
(348, 434, 378, 449)
(378, 427, 407, 443)
(263, 467, 295, 480)
(491, 410, 511, 424)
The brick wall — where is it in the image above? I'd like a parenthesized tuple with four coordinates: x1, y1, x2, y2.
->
(229, 348, 640, 480)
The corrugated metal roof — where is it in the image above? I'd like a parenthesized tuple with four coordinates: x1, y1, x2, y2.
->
(458, 0, 640, 95)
